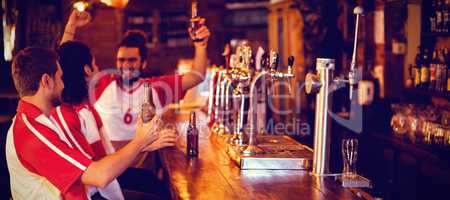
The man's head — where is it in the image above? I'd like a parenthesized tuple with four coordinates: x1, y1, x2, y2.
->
(12, 47, 64, 106)
(58, 41, 96, 104)
(116, 30, 148, 83)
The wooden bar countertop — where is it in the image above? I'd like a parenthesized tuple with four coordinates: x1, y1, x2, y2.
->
(158, 108, 370, 200)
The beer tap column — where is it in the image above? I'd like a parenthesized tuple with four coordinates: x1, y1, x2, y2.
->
(305, 6, 363, 176)
(306, 58, 335, 175)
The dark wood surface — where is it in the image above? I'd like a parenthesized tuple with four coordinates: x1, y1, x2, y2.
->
(158, 109, 369, 200)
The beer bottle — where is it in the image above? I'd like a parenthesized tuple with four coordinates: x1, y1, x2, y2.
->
(190, 0, 203, 42)
(141, 82, 155, 123)
(187, 112, 199, 157)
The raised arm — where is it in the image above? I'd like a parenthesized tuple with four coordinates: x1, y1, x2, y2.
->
(60, 10, 91, 45)
(182, 19, 211, 91)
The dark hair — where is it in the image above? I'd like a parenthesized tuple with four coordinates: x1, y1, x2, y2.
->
(57, 41, 93, 104)
(119, 30, 148, 61)
(12, 47, 58, 97)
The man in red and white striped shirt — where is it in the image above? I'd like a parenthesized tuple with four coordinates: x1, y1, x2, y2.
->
(6, 47, 161, 199)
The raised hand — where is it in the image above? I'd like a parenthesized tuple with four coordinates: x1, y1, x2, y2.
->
(61, 10, 92, 44)
(188, 18, 211, 48)
(67, 10, 91, 28)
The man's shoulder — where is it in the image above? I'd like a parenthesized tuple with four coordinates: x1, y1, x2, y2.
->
(93, 73, 117, 101)
(9, 114, 50, 153)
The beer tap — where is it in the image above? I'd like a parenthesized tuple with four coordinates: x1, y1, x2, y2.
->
(228, 42, 252, 145)
(242, 50, 295, 156)
(215, 45, 233, 135)
(211, 44, 233, 135)
(305, 6, 364, 176)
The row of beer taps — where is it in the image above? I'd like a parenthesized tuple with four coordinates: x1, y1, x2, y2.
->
(207, 41, 295, 155)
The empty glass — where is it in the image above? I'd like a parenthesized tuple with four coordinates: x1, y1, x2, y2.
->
(342, 138, 358, 178)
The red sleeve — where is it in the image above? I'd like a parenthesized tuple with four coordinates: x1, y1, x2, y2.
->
(148, 74, 186, 106)
(14, 114, 92, 196)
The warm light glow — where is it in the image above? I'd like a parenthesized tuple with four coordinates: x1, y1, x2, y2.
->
(100, 0, 129, 8)
(100, 0, 112, 6)
(73, 1, 87, 12)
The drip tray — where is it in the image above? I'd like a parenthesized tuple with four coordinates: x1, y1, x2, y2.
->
(224, 135, 313, 170)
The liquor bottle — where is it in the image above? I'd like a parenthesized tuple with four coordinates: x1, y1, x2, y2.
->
(444, 0, 450, 32)
(436, 48, 442, 91)
(437, 0, 444, 33)
(187, 112, 199, 157)
(413, 48, 422, 88)
(420, 49, 430, 89)
(436, 48, 445, 91)
(141, 82, 155, 123)
(429, 49, 438, 91)
(431, 0, 438, 32)
(190, 0, 203, 42)
(446, 48, 450, 92)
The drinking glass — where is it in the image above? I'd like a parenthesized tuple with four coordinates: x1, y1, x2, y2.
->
(342, 138, 358, 178)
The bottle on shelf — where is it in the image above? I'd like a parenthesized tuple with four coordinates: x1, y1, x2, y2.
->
(187, 111, 199, 157)
(429, 49, 438, 91)
(447, 48, 450, 91)
(413, 47, 422, 88)
(420, 48, 430, 89)
(436, 48, 445, 91)
(444, 0, 450, 32)
(431, 0, 438, 33)
(437, 0, 445, 33)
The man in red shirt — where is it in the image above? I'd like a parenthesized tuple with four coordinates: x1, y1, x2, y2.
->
(6, 47, 162, 199)
(62, 10, 210, 151)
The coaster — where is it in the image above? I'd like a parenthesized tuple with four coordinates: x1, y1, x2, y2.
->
(339, 174, 372, 188)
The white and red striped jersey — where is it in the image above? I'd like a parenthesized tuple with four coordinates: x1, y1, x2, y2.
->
(52, 103, 124, 200)
(6, 100, 92, 200)
(92, 75, 185, 141)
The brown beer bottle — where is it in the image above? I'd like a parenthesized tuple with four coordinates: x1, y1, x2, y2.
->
(187, 112, 199, 157)
(141, 82, 155, 123)
(190, 0, 203, 42)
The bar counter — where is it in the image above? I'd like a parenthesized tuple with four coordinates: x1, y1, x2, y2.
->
(157, 108, 371, 200)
